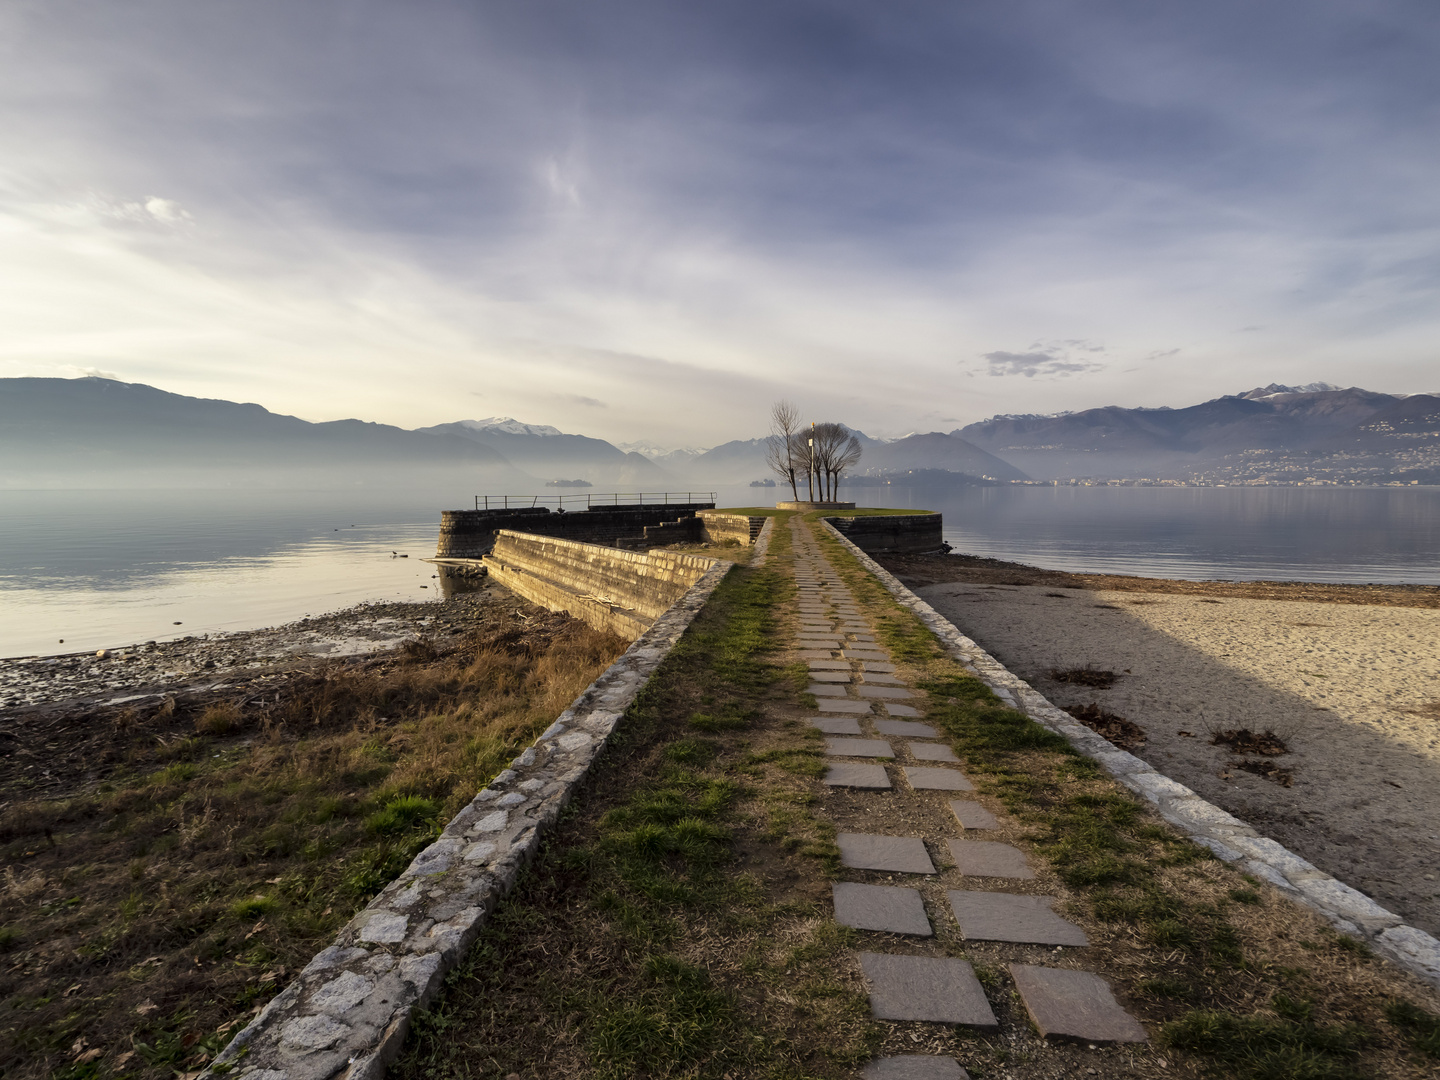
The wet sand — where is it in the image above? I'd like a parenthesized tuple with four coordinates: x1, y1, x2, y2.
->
(884, 556, 1440, 938)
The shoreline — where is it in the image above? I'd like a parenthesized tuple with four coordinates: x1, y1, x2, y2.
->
(882, 551, 1440, 939)
(886, 550, 1440, 607)
(0, 584, 489, 728)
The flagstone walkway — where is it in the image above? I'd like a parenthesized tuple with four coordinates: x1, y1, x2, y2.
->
(786, 519, 1148, 1077)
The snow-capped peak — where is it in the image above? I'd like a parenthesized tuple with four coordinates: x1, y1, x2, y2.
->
(458, 417, 564, 436)
(1239, 382, 1341, 399)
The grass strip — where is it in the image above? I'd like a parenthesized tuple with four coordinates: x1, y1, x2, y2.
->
(396, 551, 886, 1079)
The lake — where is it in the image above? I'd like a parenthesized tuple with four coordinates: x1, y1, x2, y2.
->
(2, 484, 1436, 659)
(846, 483, 1440, 585)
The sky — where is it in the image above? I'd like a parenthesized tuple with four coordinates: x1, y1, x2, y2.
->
(2, 0, 1438, 447)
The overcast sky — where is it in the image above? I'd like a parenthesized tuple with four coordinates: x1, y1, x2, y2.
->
(2, 1, 1438, 445)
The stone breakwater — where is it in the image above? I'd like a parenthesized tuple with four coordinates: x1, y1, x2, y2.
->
(203, 558, 736, 1080)
(820, 520, 1440, 994)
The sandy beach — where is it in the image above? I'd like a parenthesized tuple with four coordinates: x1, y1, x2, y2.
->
(882, 556, 1440, 939)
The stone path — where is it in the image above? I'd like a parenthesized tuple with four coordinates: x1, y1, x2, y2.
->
(785, 518, 1147, 1075)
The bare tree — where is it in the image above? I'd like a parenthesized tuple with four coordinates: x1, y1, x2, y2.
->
(765, 400, 803, 500)
(831, 430, 862, 497)
(811, 422, 863, 500)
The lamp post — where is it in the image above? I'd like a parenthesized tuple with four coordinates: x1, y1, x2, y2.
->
(808, 426, 815, 502)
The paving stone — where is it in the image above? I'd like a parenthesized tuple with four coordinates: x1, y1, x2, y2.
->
(947, 891, 1088, 946)
(910, 742, 959, 762)
(838, 833, 936, 873)
(863, 661, 898, 673)
(799, 637, 844, 647)
(833, 883, 933, 935)
(808, 659, 850, 670)
(863, 673, 906, 685)
(809, 717, 863, 735)
(904, 766, 974, 792)
(1008, 964, 1148, 1044)
(845, 650, 891, 661)
(849, 634, 878, 643)
(809, 671, 851, 682)
(861, 1057, 970, 1080)
(857, 953, 998, 1028)
(875, 719, 938, 738)
(809, 683, 848, 697)
(814, 699, 874, 714)
(826, 763, 892, 789)
(948, 800, 1000, 830)
(825, 737, 895, 758)
(884, 704, 921, 717)
(859, 685, 916, 700)
(799, 650, 839, 660)
(946, 839, 1034, 879)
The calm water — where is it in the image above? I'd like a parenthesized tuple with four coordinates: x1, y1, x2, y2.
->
(846, 484, 1440, 584)
(2, 484, 1437, 659)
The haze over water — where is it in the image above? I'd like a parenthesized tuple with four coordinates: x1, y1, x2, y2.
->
(2, 485, 1437, 660)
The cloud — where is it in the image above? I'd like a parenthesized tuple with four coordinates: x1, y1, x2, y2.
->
(980, 343, 1109, 379)
(2, 1, 1440, 439)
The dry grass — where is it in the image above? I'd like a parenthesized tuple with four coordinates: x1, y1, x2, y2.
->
(0, 608, 626, 1080)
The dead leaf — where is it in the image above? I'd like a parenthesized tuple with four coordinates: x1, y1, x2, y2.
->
(64, 983, 81, 996)
(136, 999, 159, 1015)
(71, 1037, 87, 1054)
(114, 1051, 136, 1067)
(75, 1048, 103, 1064)
(244, 918, 267, 940)
(265, 876, 284, 884)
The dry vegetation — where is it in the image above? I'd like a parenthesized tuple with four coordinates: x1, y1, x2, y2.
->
(0, 603, 626, 1080)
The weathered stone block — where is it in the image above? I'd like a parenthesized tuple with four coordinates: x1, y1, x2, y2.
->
(857, 953, 997, 1028)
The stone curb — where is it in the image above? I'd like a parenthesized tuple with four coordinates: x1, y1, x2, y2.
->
(818, 521, 1440, 992)
(206, 560, 735, 1080)
(751, 515, 777, 563)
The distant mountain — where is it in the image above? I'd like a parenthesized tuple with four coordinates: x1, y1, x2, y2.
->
(958, 385, 1440, 483)
(457, 416, 563, 437)
(416, 418, 673, 488)
(615, 441, 707, 470)
(0, 377, 531, 489)
(861, 432, 1028, 481)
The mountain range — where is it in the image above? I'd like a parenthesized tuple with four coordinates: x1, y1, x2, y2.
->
(956, 383, 1440, 483)
(3, 376, 1436, 490)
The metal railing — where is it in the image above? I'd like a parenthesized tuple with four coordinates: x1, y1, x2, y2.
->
(474, 491, 716, 511)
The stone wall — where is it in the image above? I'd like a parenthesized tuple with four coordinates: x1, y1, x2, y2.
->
(696, 510, 767, 544)
(825, 512, 944, 555)
(436, 503, 715, 558)
(483, 531, 719, 639)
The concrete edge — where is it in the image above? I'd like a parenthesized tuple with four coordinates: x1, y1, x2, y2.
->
(817, 520, 1440, 993)
(751, 515, 777, 563)
(205, 559, 736, 1080)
